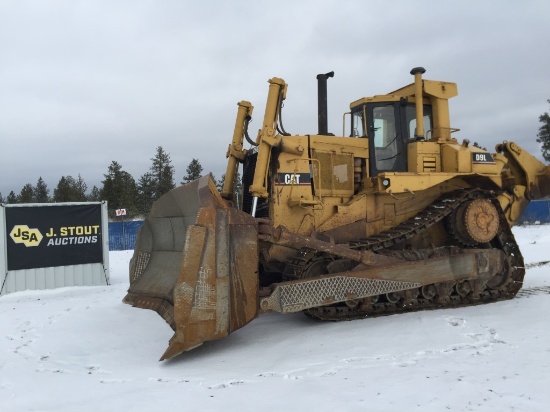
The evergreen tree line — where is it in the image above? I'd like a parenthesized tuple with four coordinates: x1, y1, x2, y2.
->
(0, 146, 241, 218)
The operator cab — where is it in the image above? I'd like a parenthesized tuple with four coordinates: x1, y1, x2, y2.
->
(351, 102, 432, 176)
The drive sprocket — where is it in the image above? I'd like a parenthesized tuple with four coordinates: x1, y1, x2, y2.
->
(451, 198, 500, 245)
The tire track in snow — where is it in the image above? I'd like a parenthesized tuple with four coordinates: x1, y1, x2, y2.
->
(516, 286, 550, 298)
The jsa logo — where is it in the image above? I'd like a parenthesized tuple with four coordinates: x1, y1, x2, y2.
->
(10, 225, 43, 247)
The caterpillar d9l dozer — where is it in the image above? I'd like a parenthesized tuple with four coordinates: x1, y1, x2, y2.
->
(124, 67, 550, 360)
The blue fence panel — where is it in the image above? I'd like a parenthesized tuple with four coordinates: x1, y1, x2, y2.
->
(517, 199, 550, 225)
(108, 220, 144, 251)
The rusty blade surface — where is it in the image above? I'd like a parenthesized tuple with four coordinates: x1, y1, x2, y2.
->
(162, 207, 259, 360)
(123, 176, 259, 360)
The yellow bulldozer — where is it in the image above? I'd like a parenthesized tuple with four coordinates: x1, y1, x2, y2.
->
(123, 67, 550, 360)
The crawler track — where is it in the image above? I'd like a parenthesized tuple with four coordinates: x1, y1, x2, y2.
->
(286, 189, 526, 321)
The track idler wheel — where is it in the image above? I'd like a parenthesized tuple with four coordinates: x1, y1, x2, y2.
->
(421, 284, 437, 300)
(385, 291, 403, 303)
(455, 280, 472, 297)
(451, 198, 500, 245)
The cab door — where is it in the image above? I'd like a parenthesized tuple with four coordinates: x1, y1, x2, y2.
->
(366, 102, 406, 176)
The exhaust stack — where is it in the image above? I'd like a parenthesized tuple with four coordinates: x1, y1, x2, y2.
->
(410, 67, 426, 139)
(317, 71, 334, 135)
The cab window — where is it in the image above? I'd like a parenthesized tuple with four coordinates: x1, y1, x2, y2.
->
(405, 105, 432, 139)
(372, 105, 398, 171)
(351, 110, 365, 137)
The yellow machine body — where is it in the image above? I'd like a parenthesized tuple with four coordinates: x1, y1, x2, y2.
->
(124, 68, 550, 360)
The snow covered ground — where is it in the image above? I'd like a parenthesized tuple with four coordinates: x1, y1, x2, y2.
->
(1, 226, 550, 412)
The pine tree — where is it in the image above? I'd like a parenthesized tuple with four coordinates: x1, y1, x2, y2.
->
(73, 174, 88, 201)
(537, 99, 550, 162)
(118, 171, 138, 216)
(7, 191, 18, 204)
(53, 176, 76, 202)
(0, 192, 5, 203)
(182, 158, 203, 184)
(34, 177, 50, 203)
(157, 164, 175, 199)
(100, 161, 138, 217)
(18, 183, 35, 203)
(88, 186, 101, 201)
(149, 146, 175, 200)
(136, 172, 156, 216)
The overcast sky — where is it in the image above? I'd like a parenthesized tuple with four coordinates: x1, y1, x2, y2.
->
(1, 0, 549, 197)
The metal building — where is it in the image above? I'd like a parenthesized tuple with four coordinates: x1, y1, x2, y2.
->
(0, 202, 110, 296)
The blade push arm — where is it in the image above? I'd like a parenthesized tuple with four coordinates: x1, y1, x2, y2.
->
(221, 100, 253, 201)
(248, 78, 287, 208)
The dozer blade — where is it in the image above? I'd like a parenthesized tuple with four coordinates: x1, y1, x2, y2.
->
(123, 176, 259, 360)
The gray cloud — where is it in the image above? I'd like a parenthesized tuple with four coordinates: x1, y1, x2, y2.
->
(1, 0, 549, 197)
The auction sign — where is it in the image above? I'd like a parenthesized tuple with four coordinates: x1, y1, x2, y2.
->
(6, 204, 103, 271)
